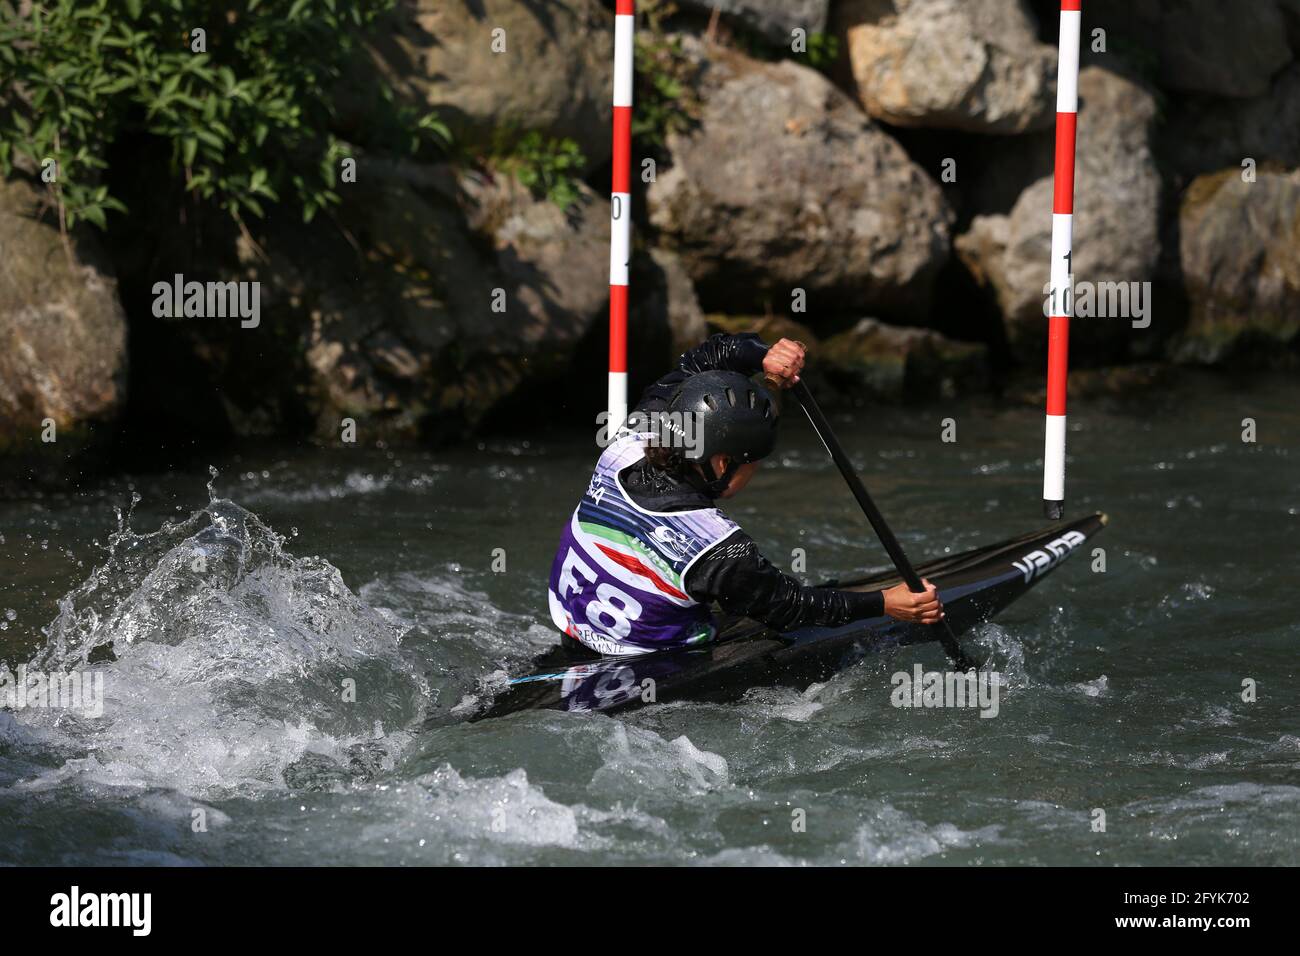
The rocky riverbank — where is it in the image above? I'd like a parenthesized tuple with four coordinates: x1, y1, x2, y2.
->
(2, 0, 1297, 484)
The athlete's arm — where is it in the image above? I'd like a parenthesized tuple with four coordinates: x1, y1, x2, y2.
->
(685, 530, 886, 630)
(685, 531, 943, 629)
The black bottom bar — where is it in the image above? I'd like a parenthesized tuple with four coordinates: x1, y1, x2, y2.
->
(0, 866, 1278, 940)
(1044, 498, 1065, 520)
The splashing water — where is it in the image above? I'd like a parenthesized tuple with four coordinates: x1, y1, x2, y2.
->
(11, 472, 429, 799)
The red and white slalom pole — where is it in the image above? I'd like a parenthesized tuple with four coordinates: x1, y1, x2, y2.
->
(608, 0, 635, 431)
(1043, 0, 1081, 520)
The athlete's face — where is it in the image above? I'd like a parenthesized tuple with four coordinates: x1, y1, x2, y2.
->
(711, 455, 760, 499)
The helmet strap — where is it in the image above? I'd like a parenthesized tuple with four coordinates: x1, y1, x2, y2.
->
(702, 458, 738, 499)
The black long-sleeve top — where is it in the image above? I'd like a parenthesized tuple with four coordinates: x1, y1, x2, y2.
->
(621, 333, 886, 631)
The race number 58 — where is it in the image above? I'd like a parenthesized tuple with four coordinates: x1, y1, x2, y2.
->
(558, 548, 643, 639)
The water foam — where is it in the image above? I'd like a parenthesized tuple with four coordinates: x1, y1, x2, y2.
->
(8, 472, 429, 799)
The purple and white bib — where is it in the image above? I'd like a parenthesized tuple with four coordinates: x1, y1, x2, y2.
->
(546, 432, 739, 656)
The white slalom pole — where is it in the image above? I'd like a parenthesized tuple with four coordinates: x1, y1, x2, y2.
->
(1043, 0, 1081, 520)
(607, 0, 635, 432)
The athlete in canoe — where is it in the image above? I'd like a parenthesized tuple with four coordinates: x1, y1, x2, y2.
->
(547, 333, 944, 657)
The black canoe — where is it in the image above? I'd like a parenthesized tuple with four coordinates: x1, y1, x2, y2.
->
(473, 513, 1107, 720)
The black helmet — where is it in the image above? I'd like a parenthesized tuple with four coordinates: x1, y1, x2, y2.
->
(665, 370, 779, 467)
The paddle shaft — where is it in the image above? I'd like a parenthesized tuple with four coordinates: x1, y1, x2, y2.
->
(789, 380, 978, 671)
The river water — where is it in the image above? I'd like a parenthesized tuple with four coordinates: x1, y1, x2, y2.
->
(1, 370, 1296, 865)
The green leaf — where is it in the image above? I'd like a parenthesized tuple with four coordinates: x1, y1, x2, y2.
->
(83, 204, 107, 229)
(100, 75, 138, 95)
(193, 128, 223, 150)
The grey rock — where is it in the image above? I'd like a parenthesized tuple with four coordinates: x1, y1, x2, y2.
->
(821, 317, 989, 401)
(1174, 168, 1300, 364)
(647, 37, 953, 323)
(0, 177, 127, 466)
(676, 0, 831, 46)
(365, 0, 615, 171)
(1163, 64, 1300, 179)
(296, 161, 610, 439)
(645, 248, 707, 359)
(955, 67, 1160, 362)
(1086, 0, 1293, 99)
(833, 0, 1057, 133)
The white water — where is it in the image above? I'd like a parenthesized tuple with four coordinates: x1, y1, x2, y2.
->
(1, 374, 1297, 865)
(9, 471, 428, 800)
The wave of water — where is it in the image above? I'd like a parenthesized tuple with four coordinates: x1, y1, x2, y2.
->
(5, 471, 429, 800)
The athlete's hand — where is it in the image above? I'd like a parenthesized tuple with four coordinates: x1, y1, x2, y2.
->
(762, 338, 806, 390)
(883, 579, 944, 624)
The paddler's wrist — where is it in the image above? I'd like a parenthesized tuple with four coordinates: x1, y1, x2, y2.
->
(733, 332, 771, 376)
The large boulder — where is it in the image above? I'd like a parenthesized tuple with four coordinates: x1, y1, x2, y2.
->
(676, 0, 831, 45)
(955, 67, 1160, 362)
(1085, 0, 1294, 99)
(820, 318, 989, 401)
(295, 160, 611, 439)
(1174, 168, 1300, 364)
(641, 248, 707, 360)
(647, 37, 953, 323)
(118, 158, 613, 447)
(0, 177, 127, 472)
(832, 0, 1057, 133)
(364, 0, 614, 171)
(108, 142, 707, 446)
(1162, 64, 1300, 179)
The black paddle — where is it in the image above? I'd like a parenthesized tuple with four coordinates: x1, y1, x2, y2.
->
(788, 379, 980, 672)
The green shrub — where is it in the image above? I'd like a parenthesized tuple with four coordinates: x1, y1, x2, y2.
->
(495, 131, 586, 210)
(801, 32, 839, 71)
(633, 32, 703, 151)
(0, 0, 448, 236)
